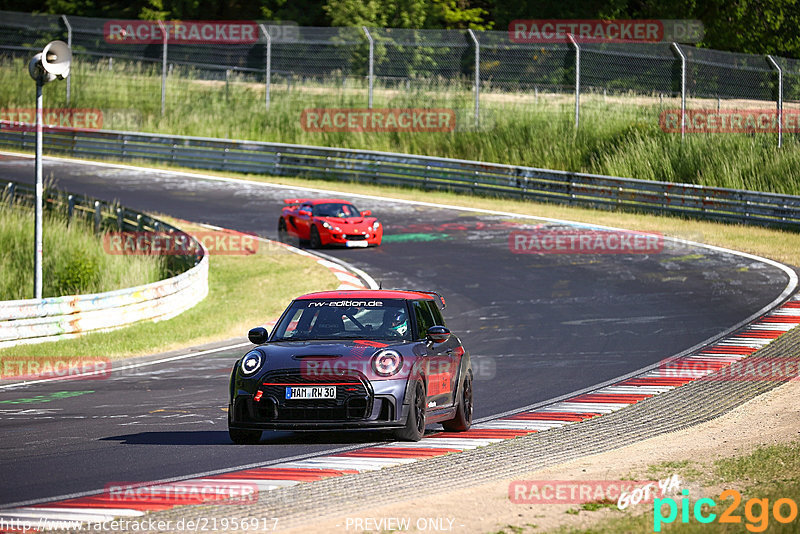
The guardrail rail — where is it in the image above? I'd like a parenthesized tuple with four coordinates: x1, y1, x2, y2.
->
(1, 123, 799, 230)
(0, 178, 209, 348)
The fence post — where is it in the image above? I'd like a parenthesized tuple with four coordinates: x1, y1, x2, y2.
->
(567, 34, 580, 129)
(94, 200, 102, 234)
(158, 20, 168, 116)
(67, 194, 74, 223)
(766, 55, 783, 148)
(362, 26, 374, 109)
(467, 29, 480, 126)
(259, 24, 272, 111)
(671, 42, 686, 140)
(61, 15, 72, 105)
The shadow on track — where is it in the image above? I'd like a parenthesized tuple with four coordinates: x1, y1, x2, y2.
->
(101, 430, 398, 446)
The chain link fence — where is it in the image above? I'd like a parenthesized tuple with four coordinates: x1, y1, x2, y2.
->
(0, 10, 797, 145)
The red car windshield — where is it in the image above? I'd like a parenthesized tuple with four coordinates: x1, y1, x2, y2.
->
(272, 299, 411, 342)
(312, 203, 361, 218)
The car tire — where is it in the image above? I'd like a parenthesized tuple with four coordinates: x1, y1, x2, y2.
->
(442, 371, 473, 432)
(309, 226, 322, 249)
(395, 380, 426, 442)
(228, 427, 262, 444)
(277, 217, 288, 242)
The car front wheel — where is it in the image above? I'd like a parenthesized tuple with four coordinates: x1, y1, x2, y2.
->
(395, 380, 426, 441)
(442, 372, 472, 432)
(309, 225, 322, 249)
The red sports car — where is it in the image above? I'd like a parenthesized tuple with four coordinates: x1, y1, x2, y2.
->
(278, 198, 383, 248)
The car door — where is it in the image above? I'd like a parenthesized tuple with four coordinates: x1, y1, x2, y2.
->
(294, 202, 314, 239)
(413, 300, 456, 408)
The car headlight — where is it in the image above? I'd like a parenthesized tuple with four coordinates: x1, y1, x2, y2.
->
(372, 221, 381, 229)
(240, 350, 265, 376)
(321, 221, 333, 230)
(371, 349, 403, 377)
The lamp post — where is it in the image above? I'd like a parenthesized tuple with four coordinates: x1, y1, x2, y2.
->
(28, 40, 72, 299)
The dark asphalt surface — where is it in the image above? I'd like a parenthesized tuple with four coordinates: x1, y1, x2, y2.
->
(0, 155, 792, 507)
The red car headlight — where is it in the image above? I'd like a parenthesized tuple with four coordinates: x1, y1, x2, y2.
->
(371, 350, 403, 377)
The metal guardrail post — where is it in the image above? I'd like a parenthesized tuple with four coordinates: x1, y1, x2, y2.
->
(467, 29, 480, 126)
(766, 55, 783, 148)
(61, 15, 72, 105)
(362, 27, 374, 109)
(259, 24, 272, 111)
(158, 20, 168, 116)
(672, 43, 687, 140)
(567, 34, 580, 129)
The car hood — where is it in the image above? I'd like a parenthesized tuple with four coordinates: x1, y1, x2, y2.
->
(249, 340, 420, 380)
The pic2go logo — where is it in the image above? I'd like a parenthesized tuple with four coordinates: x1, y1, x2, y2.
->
(654, 489, 799, 532)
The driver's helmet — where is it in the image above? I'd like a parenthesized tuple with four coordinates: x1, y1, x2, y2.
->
(389, 310, 408, 335)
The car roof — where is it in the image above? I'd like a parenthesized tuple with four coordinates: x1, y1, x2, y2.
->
(295, 290, 435, 301)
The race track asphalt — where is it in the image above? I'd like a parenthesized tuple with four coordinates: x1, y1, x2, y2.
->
(0, 155, 791, 506)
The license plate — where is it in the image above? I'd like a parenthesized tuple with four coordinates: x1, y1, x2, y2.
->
(285, 386, 336, 399)
(345, 241, 368, 248)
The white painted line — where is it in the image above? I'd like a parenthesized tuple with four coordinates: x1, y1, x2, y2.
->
(538, 402, 632, 413)
(744, 323, 797, 331)
(273, 457, 417, 471)
(372, 439, 485, 450)
(192, 478, 299, 490)
(596, 386, 675, 395)
(476, 421, 564, 430)
(419, 437, 505, 447)
(769, 308, 800, 316)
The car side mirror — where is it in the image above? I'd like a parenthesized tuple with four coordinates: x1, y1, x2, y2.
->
(248, 327, 269, 344)
(298, 209, 311, 217)
(426, 325, 450, 344)
(361, 210, 372, 217)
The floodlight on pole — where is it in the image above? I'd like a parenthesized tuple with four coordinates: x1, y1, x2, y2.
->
(28, 40, 72, 299)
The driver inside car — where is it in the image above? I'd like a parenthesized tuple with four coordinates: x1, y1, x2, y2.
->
(385, 309, 408, 336)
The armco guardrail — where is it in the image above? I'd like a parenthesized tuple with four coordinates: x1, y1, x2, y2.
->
(1, 123, 800, 229)
(0, 179, 208, 348)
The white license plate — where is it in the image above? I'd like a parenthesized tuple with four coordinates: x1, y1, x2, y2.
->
(285, 386, 336, 400)
(345, 241, 369, 248)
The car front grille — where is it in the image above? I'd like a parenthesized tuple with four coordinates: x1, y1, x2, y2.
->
(245, 369, 372, 422)
(344, 234, 367, 241)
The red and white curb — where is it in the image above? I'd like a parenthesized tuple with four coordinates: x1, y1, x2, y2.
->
(3, 295, 799, 527)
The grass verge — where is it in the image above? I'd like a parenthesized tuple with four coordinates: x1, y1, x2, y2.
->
(0, 218, 339, 360)
(2, 56, 798, 194)
(0, 205, 165, 300)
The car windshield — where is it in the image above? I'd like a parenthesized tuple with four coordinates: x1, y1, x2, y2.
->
(313, 202, 360, 218)
(271, 299, 411, 342)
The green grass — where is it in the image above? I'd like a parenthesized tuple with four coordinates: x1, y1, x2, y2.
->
(0, 218, 340, 359)
(2, 56, 798, 195)
(0, 205, 165, 300)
